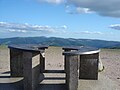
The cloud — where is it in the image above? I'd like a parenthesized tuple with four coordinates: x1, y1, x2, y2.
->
(0, 22, 67, 33)
(38, 0, 120, 18)
(66, 5, 93, 14)
(76, 7, 93, 14)
(61, 25, 67, 29)
(75, 31, 103, 35)
(66, 0, 120, 18)
(0, 22, 103, 36)
(109, 24, 120, 30)
(38, 0, 65, 4)
(8, 29, 27, 33)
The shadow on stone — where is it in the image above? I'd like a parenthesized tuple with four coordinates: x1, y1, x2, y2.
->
(39, 73, 45, 83)
(2, 71, 11, 74)
(44, 70, 64, 73)
(37, 84, 67, 90)
(0, 79, 23, 90)
(44, 77, 65, 80)
(0, 76, 11, 78)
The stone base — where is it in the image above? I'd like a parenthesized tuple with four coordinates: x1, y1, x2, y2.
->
(23, 51, 40, 90)
(79, 53, 99, 80)
(65, 55, 78, 90)
(40, 53, 45, 73)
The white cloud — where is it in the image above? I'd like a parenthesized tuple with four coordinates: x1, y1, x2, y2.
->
(8, 29, 27, 33)
(61, 25, 67, 29)
(76, 7, 93, 14)
(75, 31, 103, 35)
(66, 0, 120, 18)
(0, 22, 67, 33)
(37, 0, 120, 18)
(39, 0, 65, 4)
(0, 22, 104, 36)
(109, 24, 120, 30)
(66, 5, 93, 14)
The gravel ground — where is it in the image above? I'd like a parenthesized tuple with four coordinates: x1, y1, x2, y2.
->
(0, 47, 120, 90)
(100, 49, 120, 87)
(0, 48, 10, 72)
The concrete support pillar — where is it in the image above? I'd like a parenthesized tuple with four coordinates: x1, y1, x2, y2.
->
(23, 51, 40, 90)
(40, 53, 45, 73)
(79, 53, 99, 80)
(65, 55, 78, 90)
(64, 49, 71, 73)
(10, 48, 23, 77)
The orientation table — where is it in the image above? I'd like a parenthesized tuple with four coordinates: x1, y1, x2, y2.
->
(8, 45, 48, 90)
(8, 45, 100, 90)
(63, 46, 100, 90)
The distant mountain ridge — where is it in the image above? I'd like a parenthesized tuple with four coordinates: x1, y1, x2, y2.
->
(0, 37, 120, 48)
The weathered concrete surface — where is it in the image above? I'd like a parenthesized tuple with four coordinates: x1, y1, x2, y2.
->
(0, 48, 10, 72)
(45, 47, 64, 70)
(10, 48, 23, 77)
(40, 53, 45, 73)
(23, 51, 40, 90)
(65, 55, 78, 90)
(78, 73, 119, 90)
(63, 49, 71, 73)
(38, 73, 66, 90)
(79, 53, 99, 80)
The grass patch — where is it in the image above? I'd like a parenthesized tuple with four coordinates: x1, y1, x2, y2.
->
(0, 45, 7, 49)
(101, 48, 120, 51)
(100, 48, 120, 54)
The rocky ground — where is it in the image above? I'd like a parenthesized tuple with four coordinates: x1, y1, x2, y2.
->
(0, 47, 120, 90)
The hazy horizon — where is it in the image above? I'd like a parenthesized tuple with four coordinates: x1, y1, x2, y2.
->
(0, 36, 120, 42)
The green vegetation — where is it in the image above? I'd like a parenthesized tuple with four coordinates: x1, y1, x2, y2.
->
(102, 46, 120, 49)
(109, 47, 120, 49)
(0, 37, 120, 48)
(0, 45, 7, 49)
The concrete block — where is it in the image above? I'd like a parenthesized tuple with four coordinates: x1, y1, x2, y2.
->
(40, 53, 45, 73)
(65, 55, 78, 90)
(10, 48, 23, 77)
(23, 51, 40, 90)
(79, 53, 99, 80)
(64, 49, 71, 73)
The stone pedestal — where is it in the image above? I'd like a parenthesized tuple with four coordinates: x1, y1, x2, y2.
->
(40, 53, 45, 73)
(65, 55, 79, 90)
(23, 51, 40, 90)
(10, 48, 23, 77)
(79, 53, 99, 80)
(64, 49, 71, 73)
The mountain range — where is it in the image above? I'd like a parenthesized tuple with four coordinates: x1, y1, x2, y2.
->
(0, 37, 120, 48)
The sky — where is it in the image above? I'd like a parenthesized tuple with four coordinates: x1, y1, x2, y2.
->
(0, 0, 120, 41)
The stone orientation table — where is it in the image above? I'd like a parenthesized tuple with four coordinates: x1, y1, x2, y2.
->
(8, 45, 100, 90)
(8, 45, 48, 90)
(63, 46, 100, 90)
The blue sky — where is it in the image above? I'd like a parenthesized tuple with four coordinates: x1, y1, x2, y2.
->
(0, 0, 120, 41)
